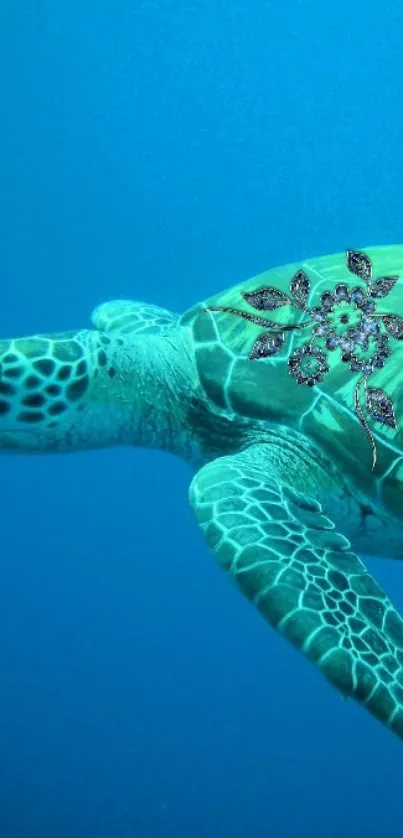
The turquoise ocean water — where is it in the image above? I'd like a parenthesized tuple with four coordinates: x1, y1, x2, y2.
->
(0, 2, 402, 836)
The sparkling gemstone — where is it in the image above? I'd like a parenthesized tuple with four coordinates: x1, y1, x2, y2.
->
(362, 362, 373, 374)
(351, 287, 365, 304)
(311, 346, 325, 358)
(361, 301, 376, 314)
(325, 334, 339, 350)
(335, 283, 350, 302)
(355, 331, 369, 349)
(320, 292, 335, 309)
(373, 356, 385, 368)
(311, 307, 326, 321)
(350, 359, 362, 372)
(362, 318, 378, 334)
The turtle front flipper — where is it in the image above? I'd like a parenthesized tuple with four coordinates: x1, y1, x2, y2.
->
(0, 329, 127, 452)
(190, 442, 403, 740)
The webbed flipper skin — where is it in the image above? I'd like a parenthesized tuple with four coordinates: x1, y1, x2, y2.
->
(190, 442, 403, 739)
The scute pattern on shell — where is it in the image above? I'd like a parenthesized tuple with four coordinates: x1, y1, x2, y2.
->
(206, 249, 403, 470)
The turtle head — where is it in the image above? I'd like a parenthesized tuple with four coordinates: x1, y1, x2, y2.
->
(0, 321, 193, 457)
(0, 331, 129, 453)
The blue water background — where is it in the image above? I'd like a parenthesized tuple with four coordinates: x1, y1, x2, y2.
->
(0, 2, 402, 836)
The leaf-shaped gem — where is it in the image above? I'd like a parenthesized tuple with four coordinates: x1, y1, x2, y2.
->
(242, 287, 292, 311)
(381, 314, 403, 340)
(370, 276, 398, 298)
(346, 249, 372, 284)
(366, 387, 397, 429)
(290, 270, 310, 308)
(248, 331, 284, 360)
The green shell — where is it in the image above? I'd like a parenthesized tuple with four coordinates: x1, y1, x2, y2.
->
(183, 244, 403, 516)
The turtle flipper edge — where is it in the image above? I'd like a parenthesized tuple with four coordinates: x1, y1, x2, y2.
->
(189, 442, 403, 740)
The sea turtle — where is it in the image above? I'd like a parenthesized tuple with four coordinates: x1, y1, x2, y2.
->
(2, 244, 403, 741)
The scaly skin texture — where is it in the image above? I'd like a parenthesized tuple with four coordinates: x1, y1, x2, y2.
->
(2, 251, 403, 742)
(0, 309, 199, 458)
(190, 442, 403, 740)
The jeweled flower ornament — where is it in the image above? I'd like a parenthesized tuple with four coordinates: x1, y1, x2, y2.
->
(207, 250, 403, 469)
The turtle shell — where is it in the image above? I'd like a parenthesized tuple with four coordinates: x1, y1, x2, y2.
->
(182, 245, 403, 515)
